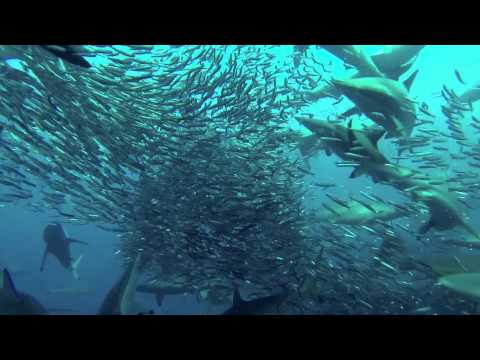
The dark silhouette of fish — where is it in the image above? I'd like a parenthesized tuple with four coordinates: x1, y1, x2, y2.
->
(0, 269, 48, 314)
(136, 283, 192, 307)
(222, 287, 290, 315)
(39, 45, 91, 68)
(40, 222, 87, 279)
(98, 253, 152, 315)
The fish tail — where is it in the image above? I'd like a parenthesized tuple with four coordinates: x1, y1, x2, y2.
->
(72, 255, 84, 280)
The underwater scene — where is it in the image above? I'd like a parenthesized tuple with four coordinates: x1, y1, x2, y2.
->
(1, 45, 480, 315)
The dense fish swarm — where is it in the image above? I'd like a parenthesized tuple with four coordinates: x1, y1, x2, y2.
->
(0, 45, 321, 307)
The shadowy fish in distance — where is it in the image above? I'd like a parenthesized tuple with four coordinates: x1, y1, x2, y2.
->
(98, 253, 153, 315)
(222, 286, 290, 315)
(40, 222, 87, 279)
(0, 269, 48, 314)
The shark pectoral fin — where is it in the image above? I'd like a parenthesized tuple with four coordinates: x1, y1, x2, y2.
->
(40, 249, 48, 272)
(298, 134, 320, 158)
(71, 255, 83, 280)
(403, 69, 420, 92)
(340, 107, 361, 119)
(155, 293, 164, 307)
(2, 269, 19, 299)
(68, 238, 88, 245)
(349, 168, 364, 179)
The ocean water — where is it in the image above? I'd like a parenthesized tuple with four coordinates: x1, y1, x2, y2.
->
(1, 45, 480, 315)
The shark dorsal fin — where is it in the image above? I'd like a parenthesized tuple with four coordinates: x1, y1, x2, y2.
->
(119, 253, 143, 314)
(232, 288, 244, 306)
(340, 107, 361, 119)
(298, 134, 320, 158)
(156, 293, 164, 307)
(2, 269, 19, 299)
(403, 69, 420, 92)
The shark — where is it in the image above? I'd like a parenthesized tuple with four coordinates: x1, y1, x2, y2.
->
(444, 234, 480, 250)
(417, 254, 480, 277)
(395, 253, 480, 314)
(350, 161, 480, 239)
(349, 161, 422, 185)
(0, 269, 48, 314)
(457, 81, 480, 105)
(296, 116, 388, 166)
(222, 286, 290, 315)
(39, 45, 91, 68)
(40, 222, 87, 280)
(312, 200, 410, 226)
(136, 282, 193, 307)
(305, 45, 425, 100)
(321, 45, 385, 77)
(370, 45, 426, 80)
(410, 186, 480, 240)
(97, 253, 149, 315)
(331, 75, 418, 141)
(438, 273, 480, 312)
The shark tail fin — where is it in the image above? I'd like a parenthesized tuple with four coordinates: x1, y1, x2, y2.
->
(72, 255, 84, 280)
(403, 69, 420, 92)
(339, 106, 361, 119)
